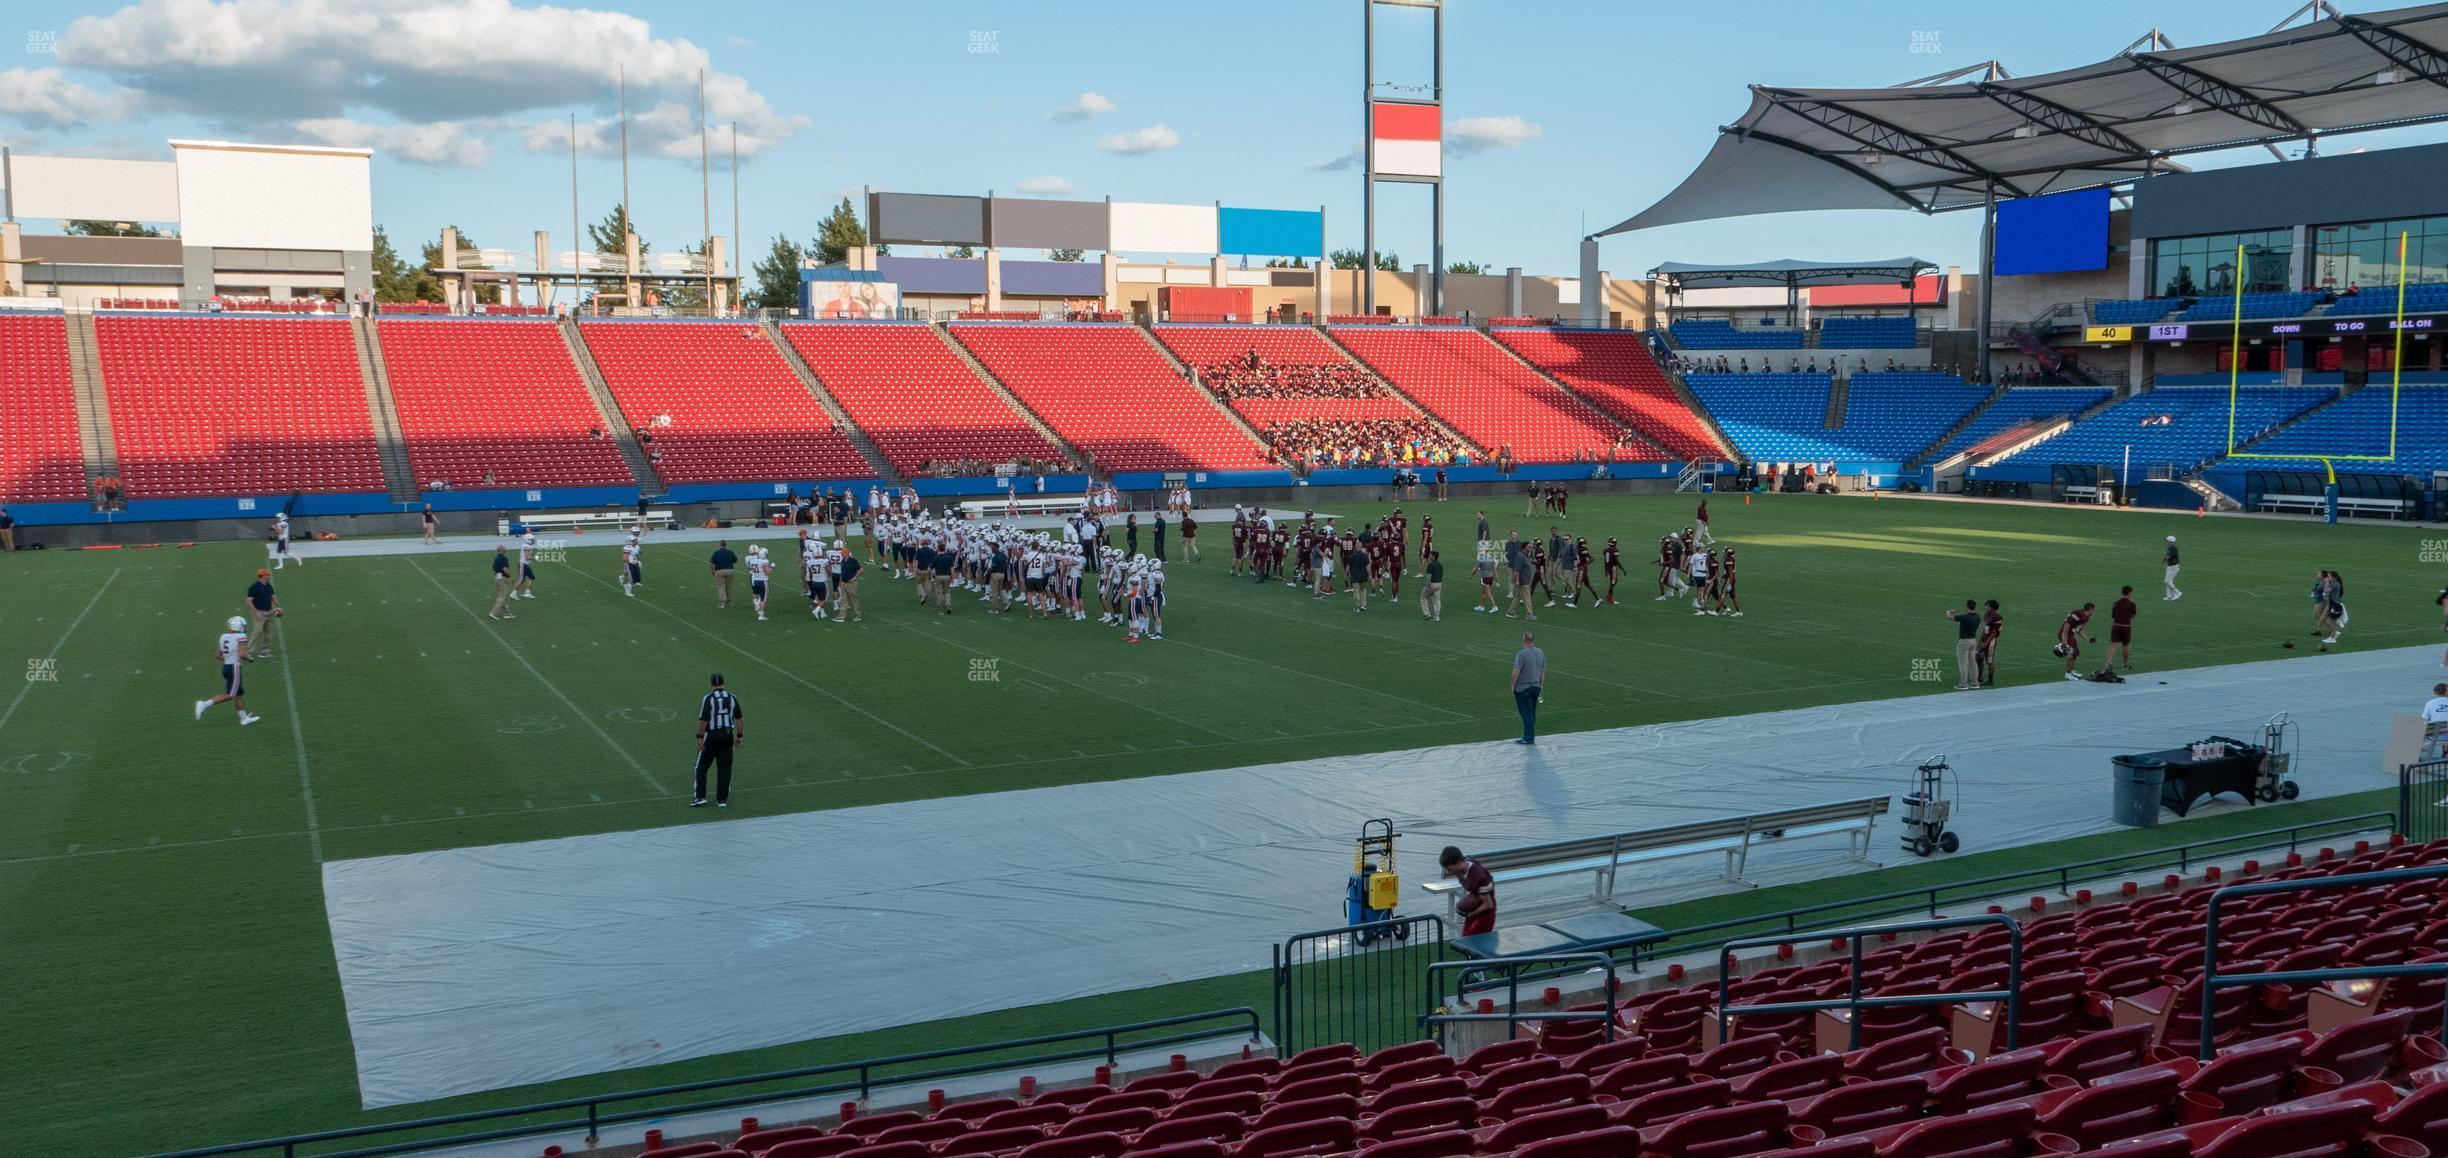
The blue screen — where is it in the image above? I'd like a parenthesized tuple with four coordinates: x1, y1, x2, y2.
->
(1994, 188, 2111, 276)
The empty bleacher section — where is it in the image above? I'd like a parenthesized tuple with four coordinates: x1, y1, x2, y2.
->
(1837, 373, 1994, 459)
(2216, 384, 2448, 474)
(1491, 328, 1721, 460)
(2327, 282, 2448, 316)
(93, 315, 384, 496)
(1817, 316, 1915, 348)
(1989, 386, 2334, 472)
(1925, 387, 2113, 463)
(948, 324, 1271, 473)
(580, 321, 870, 484)
(779, 323, 1064, 476)
(2175, 291, 2326, 322)
(0, 313, 88, 501)
(377, 320, 634, 490)
(1329, 326, 1628, 461)
(2091, 299, 2187, 324)
(1685, 372, 1986, 462)
(1673, 320, 1805, 349)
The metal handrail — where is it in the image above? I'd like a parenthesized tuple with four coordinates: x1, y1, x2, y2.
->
(1427, 953, 1622, 1043)
(150, 1008, 1264, 1158)
(1716, 914, 2022, 1052)
(2200, 863, 2448, 1061)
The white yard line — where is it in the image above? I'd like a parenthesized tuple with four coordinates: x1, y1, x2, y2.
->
(405, 557, 674, 796)
(0, 568, 121, 733)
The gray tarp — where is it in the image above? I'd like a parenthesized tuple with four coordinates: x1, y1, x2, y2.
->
(325, 644, 2431, 1108)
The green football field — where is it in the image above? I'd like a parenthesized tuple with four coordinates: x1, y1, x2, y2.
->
(2, 493, 2442, 1155)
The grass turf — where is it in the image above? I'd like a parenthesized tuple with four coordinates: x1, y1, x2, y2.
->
(1, 492, 2441, 1154)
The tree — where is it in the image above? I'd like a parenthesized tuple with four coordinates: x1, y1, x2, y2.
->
(811, 197, 868, 266)
(1329, 248, 1402, 272)
(749, 233, 807, 311)
(1446, 260, 1489, 276)
(1048, 248, 1085, 262)
(587, 203, 648, 261)
(662, 241, 711, 311)
(65, 219, 162, 237)
(371, 226, 441, 303)
(1264, 256, 1310, 269)
(948, 244, 977, 259)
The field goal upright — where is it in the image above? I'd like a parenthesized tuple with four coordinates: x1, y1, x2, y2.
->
(2221, 232, 2412, 523)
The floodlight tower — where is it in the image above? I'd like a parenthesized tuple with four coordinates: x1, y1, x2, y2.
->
(1363, 0, 1443, 317)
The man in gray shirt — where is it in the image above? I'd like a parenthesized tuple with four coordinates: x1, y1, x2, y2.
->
(1511, 632, 1546, 745)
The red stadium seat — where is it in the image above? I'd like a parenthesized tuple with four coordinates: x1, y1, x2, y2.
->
(781, 323, 1063, 476)
(1493, 327, 1722, 458)
(0, 313, 87, 500)
(581, 321, 868, 483)
(1329, 326, 1629, 462)
(96, 315, 384, 496)
(947, 324, 1269, 473)
(379, 319, 632, 488)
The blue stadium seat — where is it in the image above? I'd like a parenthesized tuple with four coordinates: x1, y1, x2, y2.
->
(2322, 282, 2448, 317)
(2173, 292, 2324, 322)
(1991, 386, 2332, 470)
(1672, 320, 1805, 350)
(2091, 299, 2186, 325)
(2210, 383, 2448, 474)
(1817, 316, 1916, 349)
(1685, 372, 1984, 462)
(1925, 387, 2111, 461)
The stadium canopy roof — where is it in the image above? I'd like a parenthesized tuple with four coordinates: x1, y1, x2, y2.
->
(1650, 257, 1937, 289)
(1600, 1, 2448, 235)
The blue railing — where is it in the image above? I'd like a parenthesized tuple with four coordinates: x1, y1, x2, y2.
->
(151, 1009, 1264, 1158)
(1717, 914, 2023, 1053)
(2200, 863, 2448, 1061)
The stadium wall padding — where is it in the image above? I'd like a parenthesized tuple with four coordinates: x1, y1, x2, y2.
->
(1109, 202, 1219, 255)
(870, 193, 989, 247)
(989, 198, 1109, 252)
(877, 256, 987, 295)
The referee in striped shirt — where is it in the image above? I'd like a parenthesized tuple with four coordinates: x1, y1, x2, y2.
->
(691, 672, 745, 807)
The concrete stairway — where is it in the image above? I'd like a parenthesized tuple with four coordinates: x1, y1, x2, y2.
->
(1478, 329, 1669, 459)
(556, 317, 663, 491)
(756, 318, 902, 486)
(350, 317, 421, 503)
(62, 312, 118, 498)
(1823, 374, 1850, 430)
(1906, 384, 2007, 470)
(930, 322, 1096, 474)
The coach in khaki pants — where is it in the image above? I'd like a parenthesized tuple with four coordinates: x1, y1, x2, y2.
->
(1419, 550, 1444, 621)
(708, 541, 739, 608)
(1946, 600, 1982, 690)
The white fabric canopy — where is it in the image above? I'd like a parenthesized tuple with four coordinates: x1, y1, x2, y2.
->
(1603, 2, 2448, 233)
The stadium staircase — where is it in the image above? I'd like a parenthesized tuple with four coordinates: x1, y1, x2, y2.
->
(1963, 388, 2132, 468)
(926, 323, 1096, 474)
(756, 317, 903, 486)
(1478, 329, 1673, 460)
(1823, 374, 1850, 430)
(554, 316, 661, 490)
(1133, 322, 1277, 450)
(1906, 385, 2007, 470)
(347, 317, 420, 503)
(2005, 325, 2106, 390)
(62, 311, 118, 499)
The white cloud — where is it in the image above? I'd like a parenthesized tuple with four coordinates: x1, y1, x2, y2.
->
(294, 116, 489, 166)
(1448, 115, 1543, 154)
(20, 0, 806, 163)
(1310, 143, 1360, 172)
(1046, 91, 1116, 122)
(1015, 175, 1076, 196)
(0, 67, 146, 127)
(1097, 123, 1179, 155)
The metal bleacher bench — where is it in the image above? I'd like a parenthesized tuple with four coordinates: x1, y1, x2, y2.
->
(498, 509, 677, 535)
(956, 496, 1085, 520)
(2257, 494, 2410, 518)
(1419, 796, 1893, 919)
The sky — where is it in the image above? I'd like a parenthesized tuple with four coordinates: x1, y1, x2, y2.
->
(4, 0, 2445, 280)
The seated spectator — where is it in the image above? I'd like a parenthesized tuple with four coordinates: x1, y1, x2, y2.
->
(1198, 353, 1386, 400)
(1258, 417, 1476, 470)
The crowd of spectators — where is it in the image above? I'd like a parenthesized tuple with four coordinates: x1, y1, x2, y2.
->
(1261, 417, 1475, 469)
(918, 457, 1069, 477)
(1200, 352, 1383, 399)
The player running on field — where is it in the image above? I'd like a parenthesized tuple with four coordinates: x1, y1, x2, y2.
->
(515, 531, 539, 600)
(618, 531, 644, 596)
(747, 545, 773, 620)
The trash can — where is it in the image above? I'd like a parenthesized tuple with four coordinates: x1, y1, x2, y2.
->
(2112, 755, 2167, 827)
